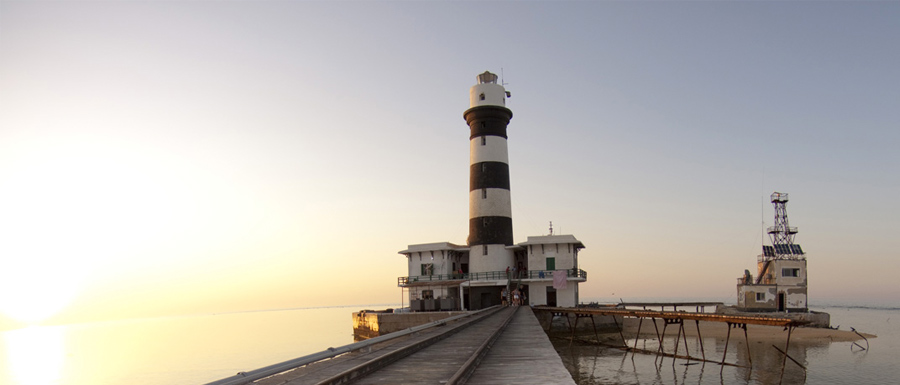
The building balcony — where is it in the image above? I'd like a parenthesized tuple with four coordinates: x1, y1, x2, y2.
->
(738, 276, 777, 286)
(757, 254, 806, 263)
(398, 269, 587, 287)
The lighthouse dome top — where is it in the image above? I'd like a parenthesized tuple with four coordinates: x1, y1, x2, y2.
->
(469, 71, 509, 108)
(476, 71, 498, 84)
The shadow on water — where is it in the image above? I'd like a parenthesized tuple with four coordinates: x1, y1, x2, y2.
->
(552, 332, 825, 385)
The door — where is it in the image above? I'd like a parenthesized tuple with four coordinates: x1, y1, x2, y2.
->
(480, 292, 492, 309)
(777, 292, 785, 312)
(546, 257, 556, 271)
(546, 286, 557, 307)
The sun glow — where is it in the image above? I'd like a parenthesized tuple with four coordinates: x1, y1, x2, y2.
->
(0, 137, 182, 324)
(2, 326, 66, 385)
(0, 262, 83, 325)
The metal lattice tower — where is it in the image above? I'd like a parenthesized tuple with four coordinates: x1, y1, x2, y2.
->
(766, 192, 799, 257)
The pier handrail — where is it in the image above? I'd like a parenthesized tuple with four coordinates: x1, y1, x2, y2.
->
(203, 306, 498, 385)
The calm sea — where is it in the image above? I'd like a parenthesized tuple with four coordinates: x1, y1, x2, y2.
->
(0, 305, 373, 385)
(0, 302, 896, 385)
(557, 301, 900, 385)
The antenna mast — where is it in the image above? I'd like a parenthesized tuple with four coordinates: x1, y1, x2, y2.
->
(765, 192, 804, 259)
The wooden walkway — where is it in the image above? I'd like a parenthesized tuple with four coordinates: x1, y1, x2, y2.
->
(467, 306, 576, 385)
(251, 306, 575, 385)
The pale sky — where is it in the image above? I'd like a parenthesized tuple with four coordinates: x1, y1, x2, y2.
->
(1, 1, 898, 329)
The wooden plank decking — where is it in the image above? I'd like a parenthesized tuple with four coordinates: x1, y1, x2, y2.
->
(466, 306, 576, 385)
(352, 307, 517, 384)
(253, 306, 576, 385)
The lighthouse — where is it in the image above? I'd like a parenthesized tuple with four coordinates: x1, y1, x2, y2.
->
(396, 71, 587, 312)
(464, 71, 515, 273)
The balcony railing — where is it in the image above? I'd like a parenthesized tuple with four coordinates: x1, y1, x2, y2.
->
(398, 269, 587, 286)
(737, 276, 777, 285)
(757, 254, 806, 263)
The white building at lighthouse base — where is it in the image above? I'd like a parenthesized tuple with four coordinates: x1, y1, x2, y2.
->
(398, 234, 586, 311)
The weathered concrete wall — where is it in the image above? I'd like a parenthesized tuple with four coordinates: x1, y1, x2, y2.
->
(401, 243, 470, 280)
(529, 281, 578, 308)
(738, 284, 777, 310)
(755, 259, 807, 286)
(773, 259, 807, 286)
(739, 258, 808, 311)
(525, 237, 578, 272)
(530, 282, 548, 306)
(737, 283, 807, 311)
(352, 311, 468, 339)
(784, 287, 807, 310)
(787, 310, 830, 328)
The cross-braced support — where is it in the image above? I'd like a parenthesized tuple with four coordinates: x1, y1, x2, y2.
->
(632, 318, 643, 360)
(779, 325, 795, 383)
(721, 322, 733, 371)
(695, 320, 706, 360)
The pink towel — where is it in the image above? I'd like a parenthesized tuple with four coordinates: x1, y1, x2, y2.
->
(553, 270, 567, 290)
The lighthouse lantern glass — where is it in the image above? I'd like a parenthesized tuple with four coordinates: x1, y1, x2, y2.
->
(477, 72, 498, 84)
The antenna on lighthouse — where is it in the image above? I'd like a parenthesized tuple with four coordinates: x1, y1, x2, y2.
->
(499, 68, 511, 98)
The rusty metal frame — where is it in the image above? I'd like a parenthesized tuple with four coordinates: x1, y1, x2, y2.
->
(535, 306, 807, 327)
(535, 306, 807, 372)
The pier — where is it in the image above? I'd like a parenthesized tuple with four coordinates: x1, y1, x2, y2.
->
(533, 305, 810, 380)
(207, 306, 575, 385)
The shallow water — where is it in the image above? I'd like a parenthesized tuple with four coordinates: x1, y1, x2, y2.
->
(553, 305, 899, 384)
(0, 306, 364, 385)
(0, 304, 895, 384)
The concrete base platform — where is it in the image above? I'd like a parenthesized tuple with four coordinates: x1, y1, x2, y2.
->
(352, 310, 468, 339)
(720, 307, 831, 328)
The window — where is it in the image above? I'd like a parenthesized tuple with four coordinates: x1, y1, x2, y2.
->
(483, 245, 488, 255)
(782, 268, 800, 277)
(422, 290, 434, 299)
(546, 257, 555, 271)
(481, 136, 486, 146)
(482, 188, 487, 199)
(479, 93, 485, 101)
(421, 263, 433, 276)
(756, 292, 766, 301)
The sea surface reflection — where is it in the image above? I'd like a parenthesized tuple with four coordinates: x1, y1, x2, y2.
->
(0, 306, 361, 385)
(0, 304, 894, 384)
(552, 305, 897, 385)
(2, 326, 66, 385)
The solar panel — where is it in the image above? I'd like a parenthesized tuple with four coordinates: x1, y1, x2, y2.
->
(791, 244, 804, 255)
(763, 246, 775, 257)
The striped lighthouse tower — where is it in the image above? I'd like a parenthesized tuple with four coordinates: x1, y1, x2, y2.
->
(464, 71, 515, 273)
